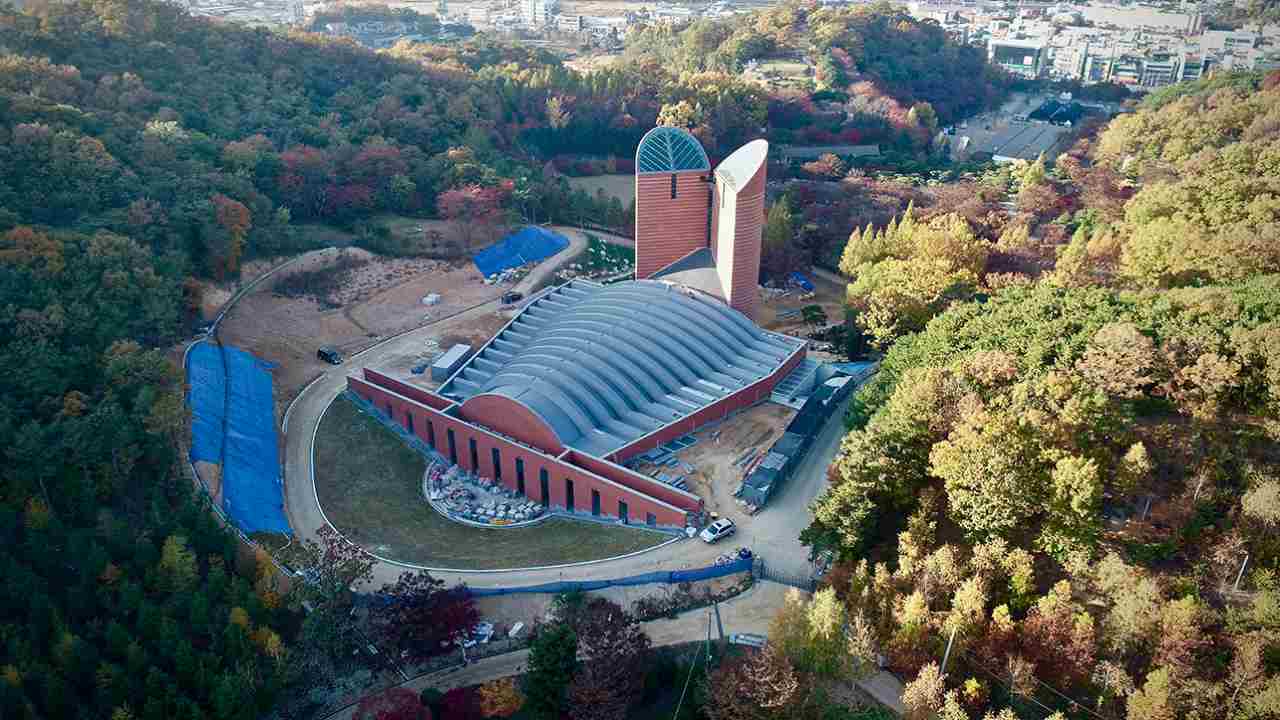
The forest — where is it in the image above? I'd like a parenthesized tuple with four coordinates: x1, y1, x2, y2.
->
(0, 0, 1000, 717)
(624, 1, 1007, 153)
(794, 71, 1280, 720)
(1, 0, 1218, 718)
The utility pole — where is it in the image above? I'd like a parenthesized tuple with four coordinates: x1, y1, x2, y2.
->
(940, 626, 958, 674)
(1234, 552, 1250, 592)
(706, 609, 713, 666)
(714, 599, 725, 649)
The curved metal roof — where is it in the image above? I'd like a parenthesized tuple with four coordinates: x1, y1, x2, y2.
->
(714, 139, 768, 191)
(443, 280, 802, 456)
(636, 126, 711, 174)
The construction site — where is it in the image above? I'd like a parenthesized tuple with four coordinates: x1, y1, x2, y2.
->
(188, 125, 874, 577)
(341, 127, 869, 552)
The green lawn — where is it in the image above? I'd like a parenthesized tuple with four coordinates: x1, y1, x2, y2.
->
(314, 396, 670, 569)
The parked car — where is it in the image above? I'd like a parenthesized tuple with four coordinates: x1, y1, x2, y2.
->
(462, 622, 495, 648)
(317, 346, 343, 365)
(699, 518, 736, 544)
(501, 291, 524, 305)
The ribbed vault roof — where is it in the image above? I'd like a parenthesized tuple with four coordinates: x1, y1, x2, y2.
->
(636, 126, 711, 174)
(441, 280, 801, 456)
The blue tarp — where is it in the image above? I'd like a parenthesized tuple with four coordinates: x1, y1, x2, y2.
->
(473, 226, 569, 278)
(186, 341, 292, 535)
(788, 271, 815, 292)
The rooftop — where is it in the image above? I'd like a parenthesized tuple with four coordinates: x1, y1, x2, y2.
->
(714, 139, 768, 191)
(652, 248, 726, 302)
(636, 126, 711, 174)
(439, 279, 802, 456)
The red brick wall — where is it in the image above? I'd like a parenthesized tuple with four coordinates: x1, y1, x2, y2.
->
(611, 342, 805, 461)
(457, 393, 565, 455)
(363, 368, 454, 411)
(724, 160, 766, 319)
(347, 376, 693, 527)
(635, 170, 711, 279)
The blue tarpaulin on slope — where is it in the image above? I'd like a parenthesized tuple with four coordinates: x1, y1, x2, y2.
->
(473, 226, 569, 278)
(186, 341, 292, 535)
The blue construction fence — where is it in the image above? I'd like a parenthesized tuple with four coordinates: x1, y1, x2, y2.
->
(186, 341, 291, 535)
(473, 226, 569, 278)
(460, 555, 753, 598)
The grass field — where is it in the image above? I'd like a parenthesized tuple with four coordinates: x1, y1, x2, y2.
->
(314, 395, 671, 569)
(567, 174, 634, 205)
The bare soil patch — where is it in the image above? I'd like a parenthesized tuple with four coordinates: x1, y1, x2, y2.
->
(757, 270, 846, 336)
(217, 247, 510, 411)
(677, 403, 797, 524)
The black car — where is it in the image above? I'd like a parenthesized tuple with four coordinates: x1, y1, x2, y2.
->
(317, 346, 343, 365)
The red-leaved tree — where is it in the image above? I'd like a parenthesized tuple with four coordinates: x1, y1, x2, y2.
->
(437, 184, 507, 251)
(353, 687, 431, 720)
(371, 570, 478, 663)
(565, 599, 651, 720)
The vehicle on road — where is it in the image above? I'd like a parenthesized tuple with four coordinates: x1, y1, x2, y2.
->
(317, 346, 343, 364)
(699, 518, 736, 543)
(462, 622, 495, 648)
(501, 291, 524, 305)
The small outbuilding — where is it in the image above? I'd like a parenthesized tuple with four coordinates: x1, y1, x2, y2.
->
(431, 344, 472, 382)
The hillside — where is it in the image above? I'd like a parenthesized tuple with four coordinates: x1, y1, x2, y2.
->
(624, 0, 1008, 151)
(804, 71, 1280, 720)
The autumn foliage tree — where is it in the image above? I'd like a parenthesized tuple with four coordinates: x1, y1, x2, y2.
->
(208, 193, 251, 280)
(354, 687, 432, 720)
(566, 599, 651, 720)
(437, 184, 507, 252)
(371, 570, 478, 663)
(704, 644, 803, 720)
(478, 677, 523, 718)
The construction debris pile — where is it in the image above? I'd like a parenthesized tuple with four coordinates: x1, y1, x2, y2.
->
(483, 263, 533, 285)
(424, 461, 545, 527)
(624, 434, 699, 492)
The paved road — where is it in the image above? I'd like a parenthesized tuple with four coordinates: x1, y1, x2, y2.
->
(746, 393, 854, 578)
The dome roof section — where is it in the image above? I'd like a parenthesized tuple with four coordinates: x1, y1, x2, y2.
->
(636, 127, 711, 174)
(440, 279, 802, 456)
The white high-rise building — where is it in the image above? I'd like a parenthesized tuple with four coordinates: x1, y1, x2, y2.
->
(521, 0, 559, 28)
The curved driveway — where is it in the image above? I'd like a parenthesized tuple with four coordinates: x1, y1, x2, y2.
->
(281, 227, 848, 588)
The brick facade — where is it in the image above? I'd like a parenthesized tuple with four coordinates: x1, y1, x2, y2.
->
(347, 371, 702, 528)
(635, 170, 712, 279)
